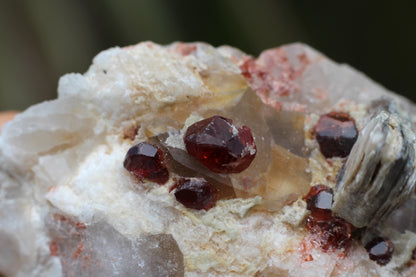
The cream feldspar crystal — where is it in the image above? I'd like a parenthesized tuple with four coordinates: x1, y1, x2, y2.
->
(1, 41, 416, 277)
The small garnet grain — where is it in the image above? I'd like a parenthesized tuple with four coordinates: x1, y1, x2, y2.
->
(314, 112, 358, 158)
(173, 178, 218, 210)
(306, 215, 354, 251)
(184, 115, 256, 174)
(365, 237, 394, 266)
(123, 142, 169, 185)
(304, 185, 334, 221)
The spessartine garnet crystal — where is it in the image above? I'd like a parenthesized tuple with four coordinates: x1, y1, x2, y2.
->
(304, 184, 333, 221)
(184, 115, 257, 174)
(365, 237, 394, 266)
(314, 112, 358, 158)
(123, 142, 169, 185)
(304, 185, 354, 252)
(172, 178, 218, 210)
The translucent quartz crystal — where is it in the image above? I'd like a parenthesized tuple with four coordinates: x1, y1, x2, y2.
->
(47, 216, 184, 277)
(224, 90, 311, 209)
(162, 88, 310, 210)
(258, 144, 311, 211)
(264, 108, 305, 157)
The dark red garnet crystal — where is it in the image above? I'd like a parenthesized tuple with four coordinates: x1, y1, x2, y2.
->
(172, 178, 218, 210)
(184, 115, 256, 174)
(304, 185, 334, 221)
(365, 237, 394, 266)
(314, 112, 358, 158)
(123, 142, 169, 185)
(304, 185, 354, 251)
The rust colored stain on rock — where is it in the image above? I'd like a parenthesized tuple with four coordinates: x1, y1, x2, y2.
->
(49, 240, 59, 256)
(49, 214, 90, 271)
(123, 125, 140, 140)
(76, 222, 87, 229)
(171, 42, 198, 56)
(240, 48, 311, 111)
(73, 244, 85, 259)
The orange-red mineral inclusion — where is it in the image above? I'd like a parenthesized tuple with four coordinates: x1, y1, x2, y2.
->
(184, 116, 256, 174)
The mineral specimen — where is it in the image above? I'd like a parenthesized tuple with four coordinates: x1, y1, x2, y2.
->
(1, 41, 416, 277)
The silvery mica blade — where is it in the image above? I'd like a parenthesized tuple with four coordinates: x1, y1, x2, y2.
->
(332, 103, 416, 228)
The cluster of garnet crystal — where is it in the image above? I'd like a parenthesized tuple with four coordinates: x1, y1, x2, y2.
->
(314, 112, 358, 158)
(303, 185, 395, 265)
(313, 113, 396, 264)
(303, 185, 355, 252)
(123, 115, 256, 211)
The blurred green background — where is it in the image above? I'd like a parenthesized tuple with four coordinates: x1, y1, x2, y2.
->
(1, 0, 415, 111)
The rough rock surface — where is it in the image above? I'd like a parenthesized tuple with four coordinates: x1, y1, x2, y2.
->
(1, 41, 416, 276)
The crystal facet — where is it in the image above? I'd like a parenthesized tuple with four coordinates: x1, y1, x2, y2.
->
(304, 185, 333, 220)
(184, 115, 256, 173)
(365, 237, 394, 266)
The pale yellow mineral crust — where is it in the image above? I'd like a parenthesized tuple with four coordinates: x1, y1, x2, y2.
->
(1, 41, 416, 277)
